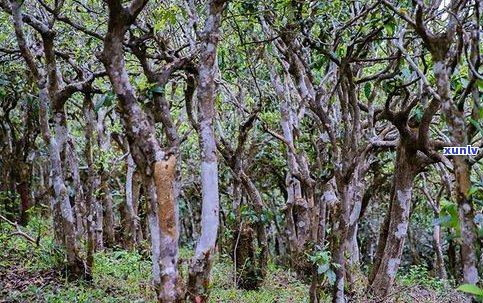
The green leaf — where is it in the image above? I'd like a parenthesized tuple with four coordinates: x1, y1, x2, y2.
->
(326, 270, 336, 286)
(317, 264, 330, 274)
(112, 251, 127, 259)
(95, 92, 115, 112)
(476, 78, 483, 90)
(470, 118, 483, 136)
(456, 284, 483, 297)
(150, 85, 165, 94)
(468, 185, 482, 197)
(364, 82, 372, 100)
(384, 21, 395, 36)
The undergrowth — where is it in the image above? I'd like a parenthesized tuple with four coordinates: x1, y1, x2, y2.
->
(0, 217, 468, 302)
(0, 218, 308, 302)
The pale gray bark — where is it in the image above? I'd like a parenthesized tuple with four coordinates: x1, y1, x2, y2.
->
(187, 1, 226, 301)
(132, 169, 143, 244)
(100, 2, 181, 301)
(66, 136, 85, 242)
(267, 68, 317, 272)
(408, 1, 480, 287)
(8, 0, 88, 278)
(52, 105, 85, 278)
(434, 58, 479, 285)
(124, 153, 138, 249)
(369, 140, 426, 297)
(421, 179, 447, 279)
(96, 108, 116, 248)
(83, 95, 97, 280)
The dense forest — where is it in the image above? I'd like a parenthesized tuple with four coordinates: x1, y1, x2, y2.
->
(0, 0, 482, 302)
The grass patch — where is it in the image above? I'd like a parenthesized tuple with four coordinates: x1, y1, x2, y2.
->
(209, 256, 308, 302)
(0, 218, 466, 303)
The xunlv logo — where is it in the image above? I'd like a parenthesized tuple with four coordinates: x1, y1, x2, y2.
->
(443, 145, 479, 155)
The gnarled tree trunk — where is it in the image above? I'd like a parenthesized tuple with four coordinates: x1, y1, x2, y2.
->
(96, 108, 116, 248)
(122, 153, 138, 249)
(369, 141, 418, 297)
(9, 0, 87, 279)
(100, 2, 182, 301)
(187, 1, 225, 301)
(435, 63, 480, 285)
(83, 94, 97, 280)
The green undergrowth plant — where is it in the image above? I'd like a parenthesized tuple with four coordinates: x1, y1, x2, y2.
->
(0, 214, 64, 272)
(3, 215, 468, 303)
(456, 284, 483, 302)
(209, 254, 308, 302)
(2, 217, 308, 303)
(93, 249, 154, 299)
(307, 245, 339, 287)
(399, 264, 453, 297)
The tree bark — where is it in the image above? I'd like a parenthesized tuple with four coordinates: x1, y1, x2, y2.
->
(241, 172, 269, 280)
(9, 0, 87, 278)
(17, 180, 30, 226)
(453, 156, 479, 285)
(82, 94, 96, 280)
(331, 188, 350, 303)
(132, 169, 143, 244)
(369, 142, 417, 297)
(433, 57, 479, 285)
(66, 136, 86, 244)
(234, 221, 258, 290)
(123, 153, 138, 249)
(100, 3, 181, 301)
(407, 225, 421, 265)
(432, 223, 447, 279)
(96, 109, 116, 248)
(187, 1, 225, 301)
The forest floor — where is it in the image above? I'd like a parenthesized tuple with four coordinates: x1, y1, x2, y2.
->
(0, 219, 468, 303)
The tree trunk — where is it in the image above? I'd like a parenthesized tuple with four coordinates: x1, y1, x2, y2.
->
(432, 223, 447, 279)
(101, 175, 115, 247)
(187, 1, 225, 301)
(100, 4, 182, 300)
(9, 0, 87, 279)
(331, 189, 350, 303)
(54, 110, 87, 279)
(241, 173, 268, 280)
(66, 137, 86, 243)
(434, 57, 479, 285)
(234, 221, 259, 290)
(82, 95, 96, 281)
(17, 180, 30, 226)
(447, 230, 458, 279)
(332, 165, 367, 303)
(146, 156, 181, 302)
(187, 114, 221, 301)
(93, 170, 104, 250)
(97, 109, 116, 248)
(369, 142, 417, 298)
(453, 156, 479, 285)
(14, 158, 34, 227)
(132, 169, 143, 245)
(407, 226, 421, 265)
(309, 192, 329, 303)
(39, 97, 86, 279)
(347, 225, 360, 267)
(123, 153, 138, 249)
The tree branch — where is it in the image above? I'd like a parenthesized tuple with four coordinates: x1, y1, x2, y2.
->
(0, 214, 41, 247)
